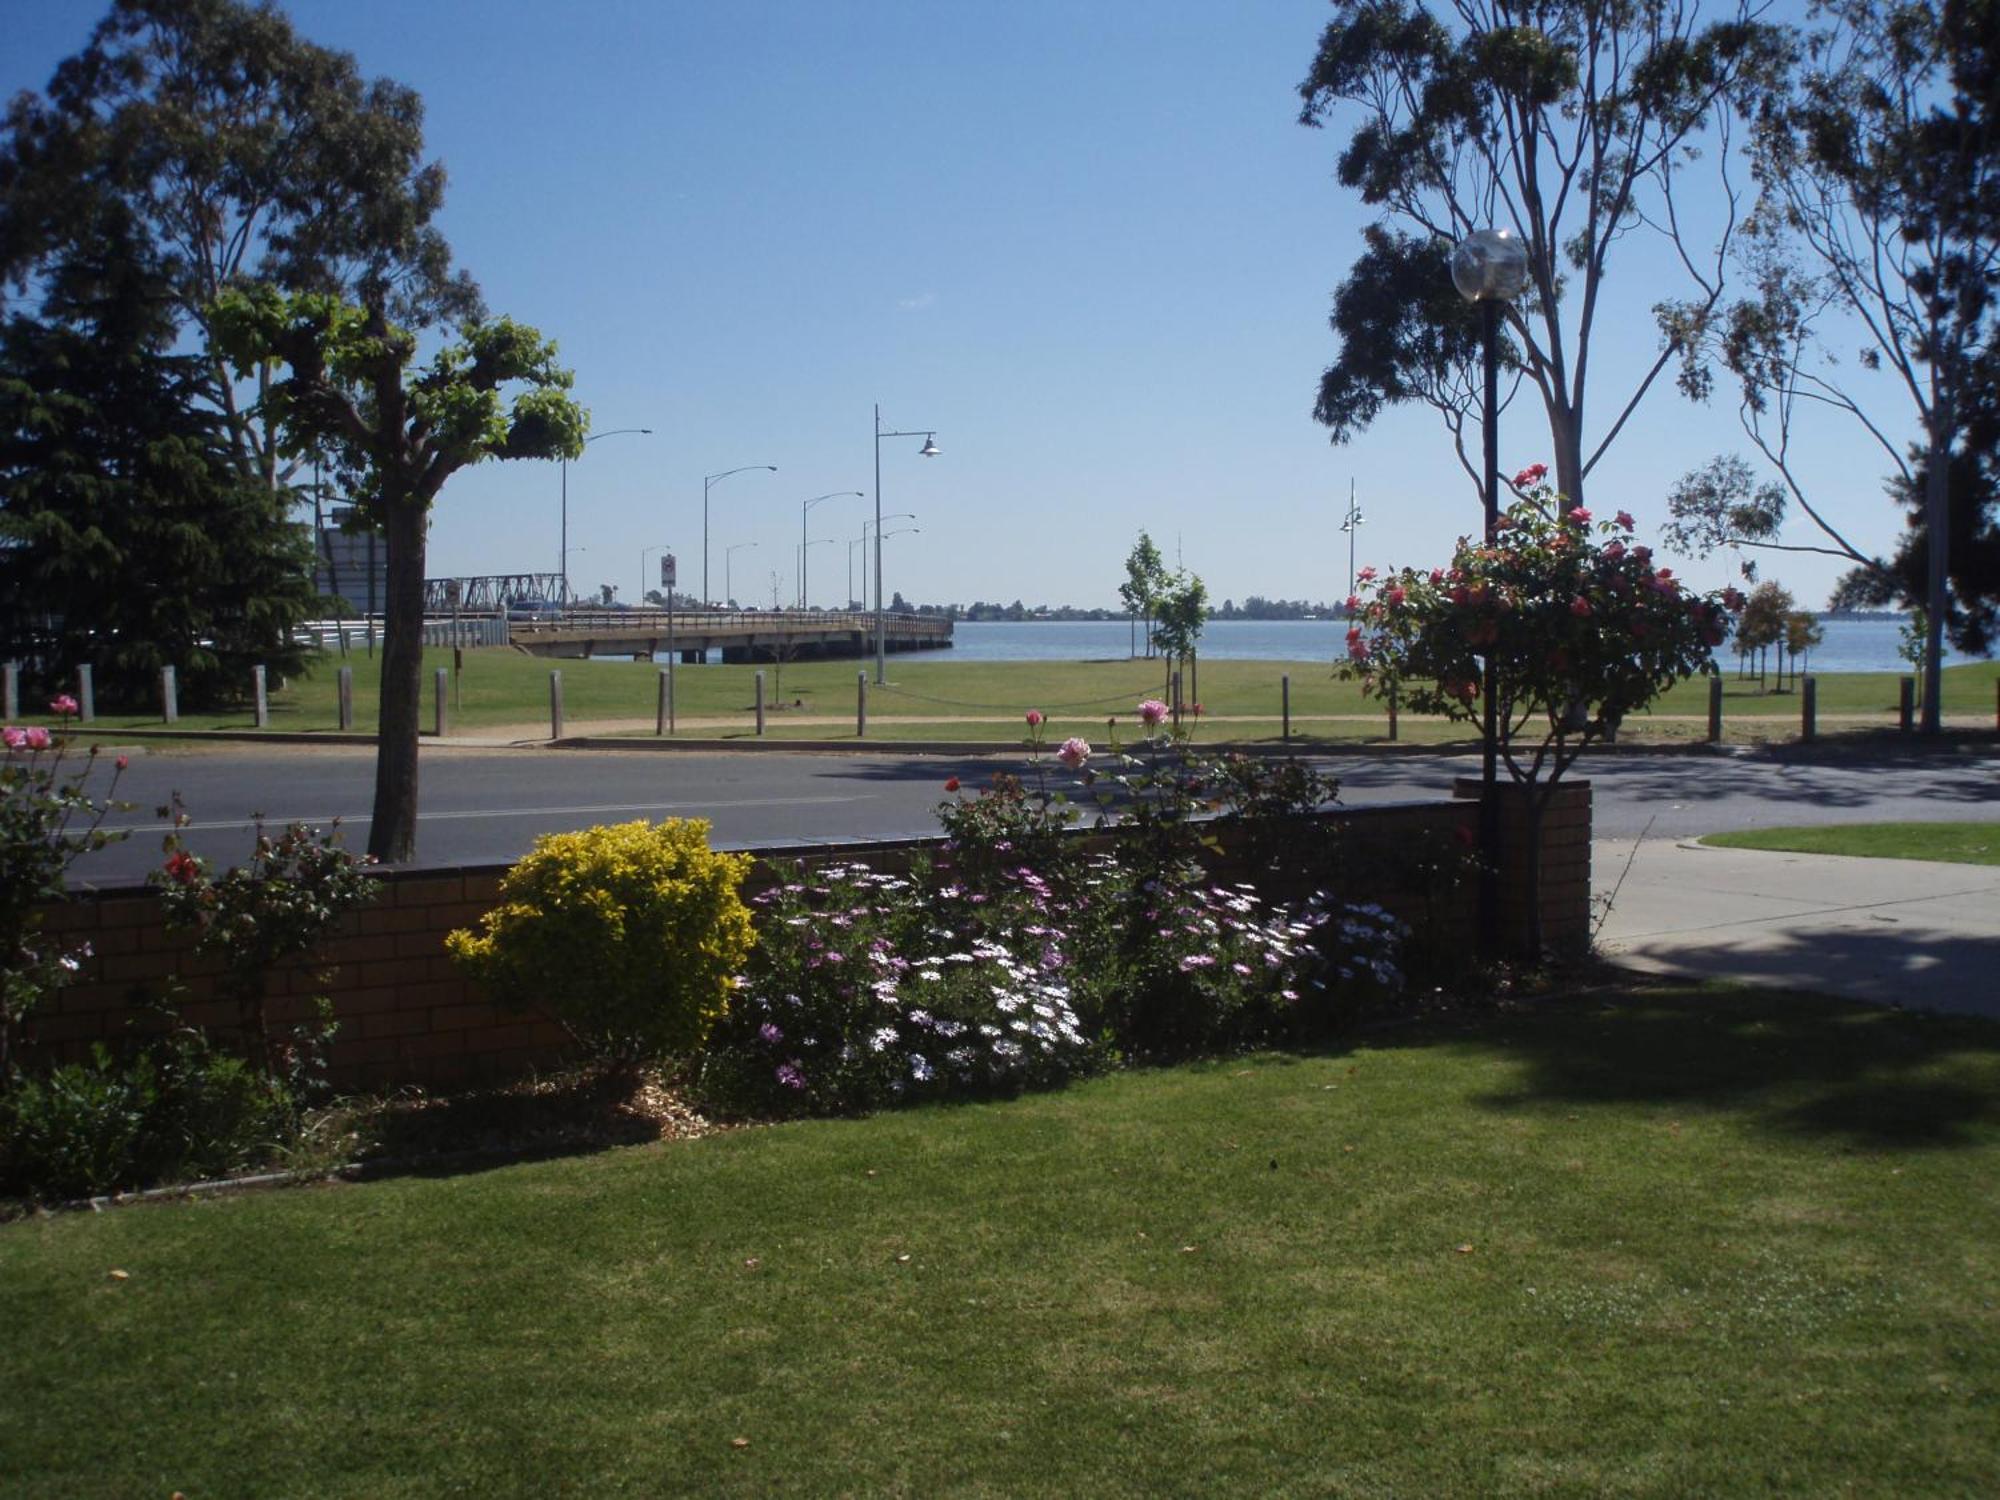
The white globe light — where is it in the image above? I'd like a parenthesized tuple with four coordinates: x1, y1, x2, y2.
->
(1451, 228, 1530, 303)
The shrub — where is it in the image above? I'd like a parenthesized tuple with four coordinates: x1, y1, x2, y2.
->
(0, 1027, 288, 1203)
(2, 715, 127, 1076)
(698, 860, 1098, 1117)
(152, 810, 378, 1096)
(447, 819, 754, 1068)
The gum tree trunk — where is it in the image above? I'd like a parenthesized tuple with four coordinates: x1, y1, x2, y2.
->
(368, 498, 427, 862)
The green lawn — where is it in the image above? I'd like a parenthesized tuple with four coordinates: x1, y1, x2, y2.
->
(24, 647, 2000, 744)
(4, 985, 1996, 1496)
(1702, 821, 2000, 866)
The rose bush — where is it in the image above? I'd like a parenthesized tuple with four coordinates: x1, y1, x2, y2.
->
(1339, 480, 1738, 952)
(1339, 489, 1736, 774)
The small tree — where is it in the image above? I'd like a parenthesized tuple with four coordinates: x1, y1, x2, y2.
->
(1341, 488, 1736, 955)
(1734, 581, 1793, 688)
(1118, 532, 1168, 658)
(1784, 609, 1824, 682)
(1150, 569, 1210, 714)
(212, 288, 585, 862)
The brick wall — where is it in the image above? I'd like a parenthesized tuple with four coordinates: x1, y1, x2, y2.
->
(21, 790, 1583, 1092)
(1452, 778, 1594, 957)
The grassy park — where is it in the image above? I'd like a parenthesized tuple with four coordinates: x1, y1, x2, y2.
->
(3, 982, 1995, 1496)
(32, 645, 2000, 747)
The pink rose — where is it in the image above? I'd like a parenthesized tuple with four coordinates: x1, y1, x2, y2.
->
(1385, 585, 1407, 607)
(1602, 540, 1626, 561)
(1569, 596, 1593, 618)
(1614, 510, 1636, 531)
(1137, 699, 1169, 728)
(1513, 462, 1549, 488)
(1357, 565, 1378, 583)
(1, 727, 23, 750)
(1345, 594, 1362, 612)
(1566, 507, 1593, 526)
(23, 726, 51, 750)
(115, 755, 129, 771)
(1056, 736, 1091, 770)
(48, 694, 79, 718)
(1024, 709, 1045, 729)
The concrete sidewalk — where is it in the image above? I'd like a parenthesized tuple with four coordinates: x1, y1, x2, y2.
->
(1593, 838, 2000, 1020)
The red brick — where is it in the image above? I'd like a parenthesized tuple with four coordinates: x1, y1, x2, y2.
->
(360, 1007, 432, 1040)
(359, 959, 427, 988)
(428, 1001, 500, 1033)
(394, 932, 446, 961)
(332, 986, 404, 1017)
(391, 876, 462, 908)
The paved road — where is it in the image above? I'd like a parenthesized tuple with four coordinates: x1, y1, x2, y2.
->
(66, 740, 2000, 886)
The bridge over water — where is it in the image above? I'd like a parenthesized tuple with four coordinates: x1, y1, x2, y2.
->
(506, 607, 953, 663)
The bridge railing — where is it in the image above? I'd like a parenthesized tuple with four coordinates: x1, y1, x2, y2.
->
(507, 608, 949, 636)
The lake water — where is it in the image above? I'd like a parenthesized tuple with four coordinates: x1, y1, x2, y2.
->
(938, 617, 1961, 674)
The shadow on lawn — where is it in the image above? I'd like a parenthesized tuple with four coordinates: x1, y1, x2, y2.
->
(1401, 984, 2000, 1152)
(345, 1067, 711, 1181)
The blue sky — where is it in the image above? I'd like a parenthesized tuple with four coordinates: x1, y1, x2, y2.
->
(4, 0, 1908, 612)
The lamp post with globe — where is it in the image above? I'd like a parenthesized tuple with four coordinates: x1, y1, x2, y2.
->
(1451, 226, 1530, 954)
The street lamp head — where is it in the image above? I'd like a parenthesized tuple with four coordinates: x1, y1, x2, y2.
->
(918, 436, 940, 458)
(1451, 228, 1529, 303)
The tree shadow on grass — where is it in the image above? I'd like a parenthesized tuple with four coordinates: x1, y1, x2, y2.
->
(1372, 982, 2000, 1152)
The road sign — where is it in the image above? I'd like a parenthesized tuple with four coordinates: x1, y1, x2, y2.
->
(661, 554, 677, 588)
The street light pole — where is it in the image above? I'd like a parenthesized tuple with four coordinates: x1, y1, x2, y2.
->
(703, 466, 777, 610)
(800, 491, 863, 608)
(1450, 227, 1529, 955)
(873, 405, 939, 684)
(854, 514, 915, 621)
(561, 427, 651, 607)
(1339, 481, 1364, 608)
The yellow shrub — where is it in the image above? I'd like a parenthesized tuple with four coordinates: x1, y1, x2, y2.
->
(446, 819, 754, 1066)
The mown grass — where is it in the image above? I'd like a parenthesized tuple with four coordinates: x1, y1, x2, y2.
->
(3, 984, 1996, 1497)
(30, 647, 2000, 744)
(1702, 821, 2000, 866)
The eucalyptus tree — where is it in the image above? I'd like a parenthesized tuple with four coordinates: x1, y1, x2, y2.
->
(1297, 0, 1786, 506)
(0, 0, 478, 494)
(1671, 0, 2000, 727)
